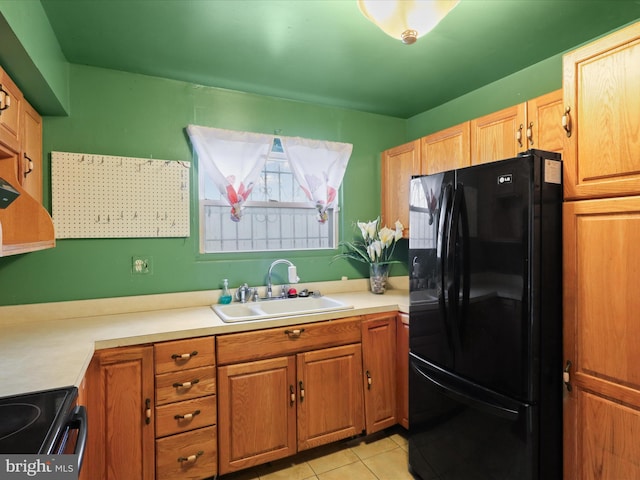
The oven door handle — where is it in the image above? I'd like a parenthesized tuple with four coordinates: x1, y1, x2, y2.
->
(67, 405, 88, 472)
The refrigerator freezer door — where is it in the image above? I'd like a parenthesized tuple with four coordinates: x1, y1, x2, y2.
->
(408, 354, 537, 480)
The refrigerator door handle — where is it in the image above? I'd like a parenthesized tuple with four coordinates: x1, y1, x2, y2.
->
(411, 360, 519, 421)
(437, 183, 454, 349)
(449, 184, 470, 342)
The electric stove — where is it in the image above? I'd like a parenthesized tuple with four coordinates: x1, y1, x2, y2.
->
(0, 386, 83, 456)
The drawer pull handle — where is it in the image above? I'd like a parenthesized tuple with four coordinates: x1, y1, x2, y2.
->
(366, 370, 372, 390)
(178, 451, 204, 463)
(171, 351, 198, 361)
(284, 328, 305, 338)
(173, 379, 200, 389)
(299, 380, 305, 402)
(174, 409, 201, 420)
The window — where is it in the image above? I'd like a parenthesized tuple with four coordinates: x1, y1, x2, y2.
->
(199, 139, 338, 253)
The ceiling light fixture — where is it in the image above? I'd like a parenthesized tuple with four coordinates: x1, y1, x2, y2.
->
(357, 0, 460, 45)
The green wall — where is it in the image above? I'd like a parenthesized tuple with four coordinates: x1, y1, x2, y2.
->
(407, 54, 562, 140)
(0, 65, 407, 306)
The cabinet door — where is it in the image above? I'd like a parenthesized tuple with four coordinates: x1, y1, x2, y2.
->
(297, 344, 364, 451)
(396, 313, 409, 429)
(82, 346, 155, 480)
(217, 356, 296, 475)
(0, 67, 22, 153)
(20, 101, 42, 203)
(381, 140, 420, 238)
(421, 121, 470, 174)
(526, 89, 563, 155)
(563, 197, 640, 479)
(470, 103, 526, 165)
(563, 22, 640, 200)
(362, 313, 397, 434)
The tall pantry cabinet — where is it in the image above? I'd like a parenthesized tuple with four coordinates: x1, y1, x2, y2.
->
(562, 21, 640, 480)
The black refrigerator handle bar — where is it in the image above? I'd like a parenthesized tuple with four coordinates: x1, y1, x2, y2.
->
(437, 183, 454, 350)
(449, 184, 470, 344)
(411, 360, 519, 421)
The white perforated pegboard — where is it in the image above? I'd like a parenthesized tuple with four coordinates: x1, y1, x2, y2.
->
(51, 151, 190, 238)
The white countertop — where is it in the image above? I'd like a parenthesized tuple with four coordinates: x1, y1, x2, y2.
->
(0, 277, 409, 398)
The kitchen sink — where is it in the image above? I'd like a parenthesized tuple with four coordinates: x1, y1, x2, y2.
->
(212, 296, 353, 323)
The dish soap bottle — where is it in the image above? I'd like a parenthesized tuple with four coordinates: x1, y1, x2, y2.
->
(219, 279, 232, 304)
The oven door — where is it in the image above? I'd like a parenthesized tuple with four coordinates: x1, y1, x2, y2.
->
(49, 405, 88, 472)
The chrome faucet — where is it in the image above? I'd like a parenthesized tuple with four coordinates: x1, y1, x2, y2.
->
(267, 259, 300, 299)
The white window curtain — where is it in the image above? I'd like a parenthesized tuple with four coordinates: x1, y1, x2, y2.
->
(281, 136, 352, 223)
(187, 125, 273, 222)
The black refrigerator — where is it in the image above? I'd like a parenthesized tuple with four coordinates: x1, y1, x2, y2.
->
(408, 150, 563, 480)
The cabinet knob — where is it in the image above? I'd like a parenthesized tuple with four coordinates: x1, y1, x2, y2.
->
(299, 380, 305, 402)
(366, 370, 372, 390)
(526, 122, 534, 145)
(290, 385, 295, 406)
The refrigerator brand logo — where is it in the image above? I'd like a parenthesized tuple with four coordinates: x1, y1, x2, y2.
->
(497, 174, 513, 185)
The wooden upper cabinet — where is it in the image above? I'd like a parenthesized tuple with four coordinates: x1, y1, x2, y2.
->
(381, 139, 420, 237)
(20, 101, 43, 204)
(526, 89, 563, 155)
(420, 121, 470, 174)
(471, 103, 526, 165)
(563, 22, 640, 200)
(0, 66, 22, 153)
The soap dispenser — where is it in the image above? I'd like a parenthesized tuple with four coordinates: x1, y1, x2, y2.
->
(219, 279, 232, 304)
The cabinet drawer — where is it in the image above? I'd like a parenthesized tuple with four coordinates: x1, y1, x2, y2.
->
(216, 316, 362, 365)
(156, 396, 217, 438)
(155, 336, 215, 374)
(156, 366, 216, 405)
(156, 425, 217, 480)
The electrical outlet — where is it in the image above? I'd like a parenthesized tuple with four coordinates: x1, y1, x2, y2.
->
(131, 256, 153, 275)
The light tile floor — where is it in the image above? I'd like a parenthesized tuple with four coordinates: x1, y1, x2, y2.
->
(218, 428, 418, 480)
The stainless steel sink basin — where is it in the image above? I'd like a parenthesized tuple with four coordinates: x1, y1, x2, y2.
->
(212, 296, 353, 323)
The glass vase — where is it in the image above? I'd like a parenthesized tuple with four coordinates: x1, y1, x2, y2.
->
(369, 263, 390, 294)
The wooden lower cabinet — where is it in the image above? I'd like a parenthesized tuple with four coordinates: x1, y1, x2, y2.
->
(153, 336, 217, 480)
(217, 344, 364, 475)
(216, 318, 367, 476)
(361, 313, 397, 433)
(297, 343, 364, 450)
(81, 345, 155, 480)
(563, 197, 640, 479)
(396, 313, 409, 429)
(217, 356, 297, 474)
